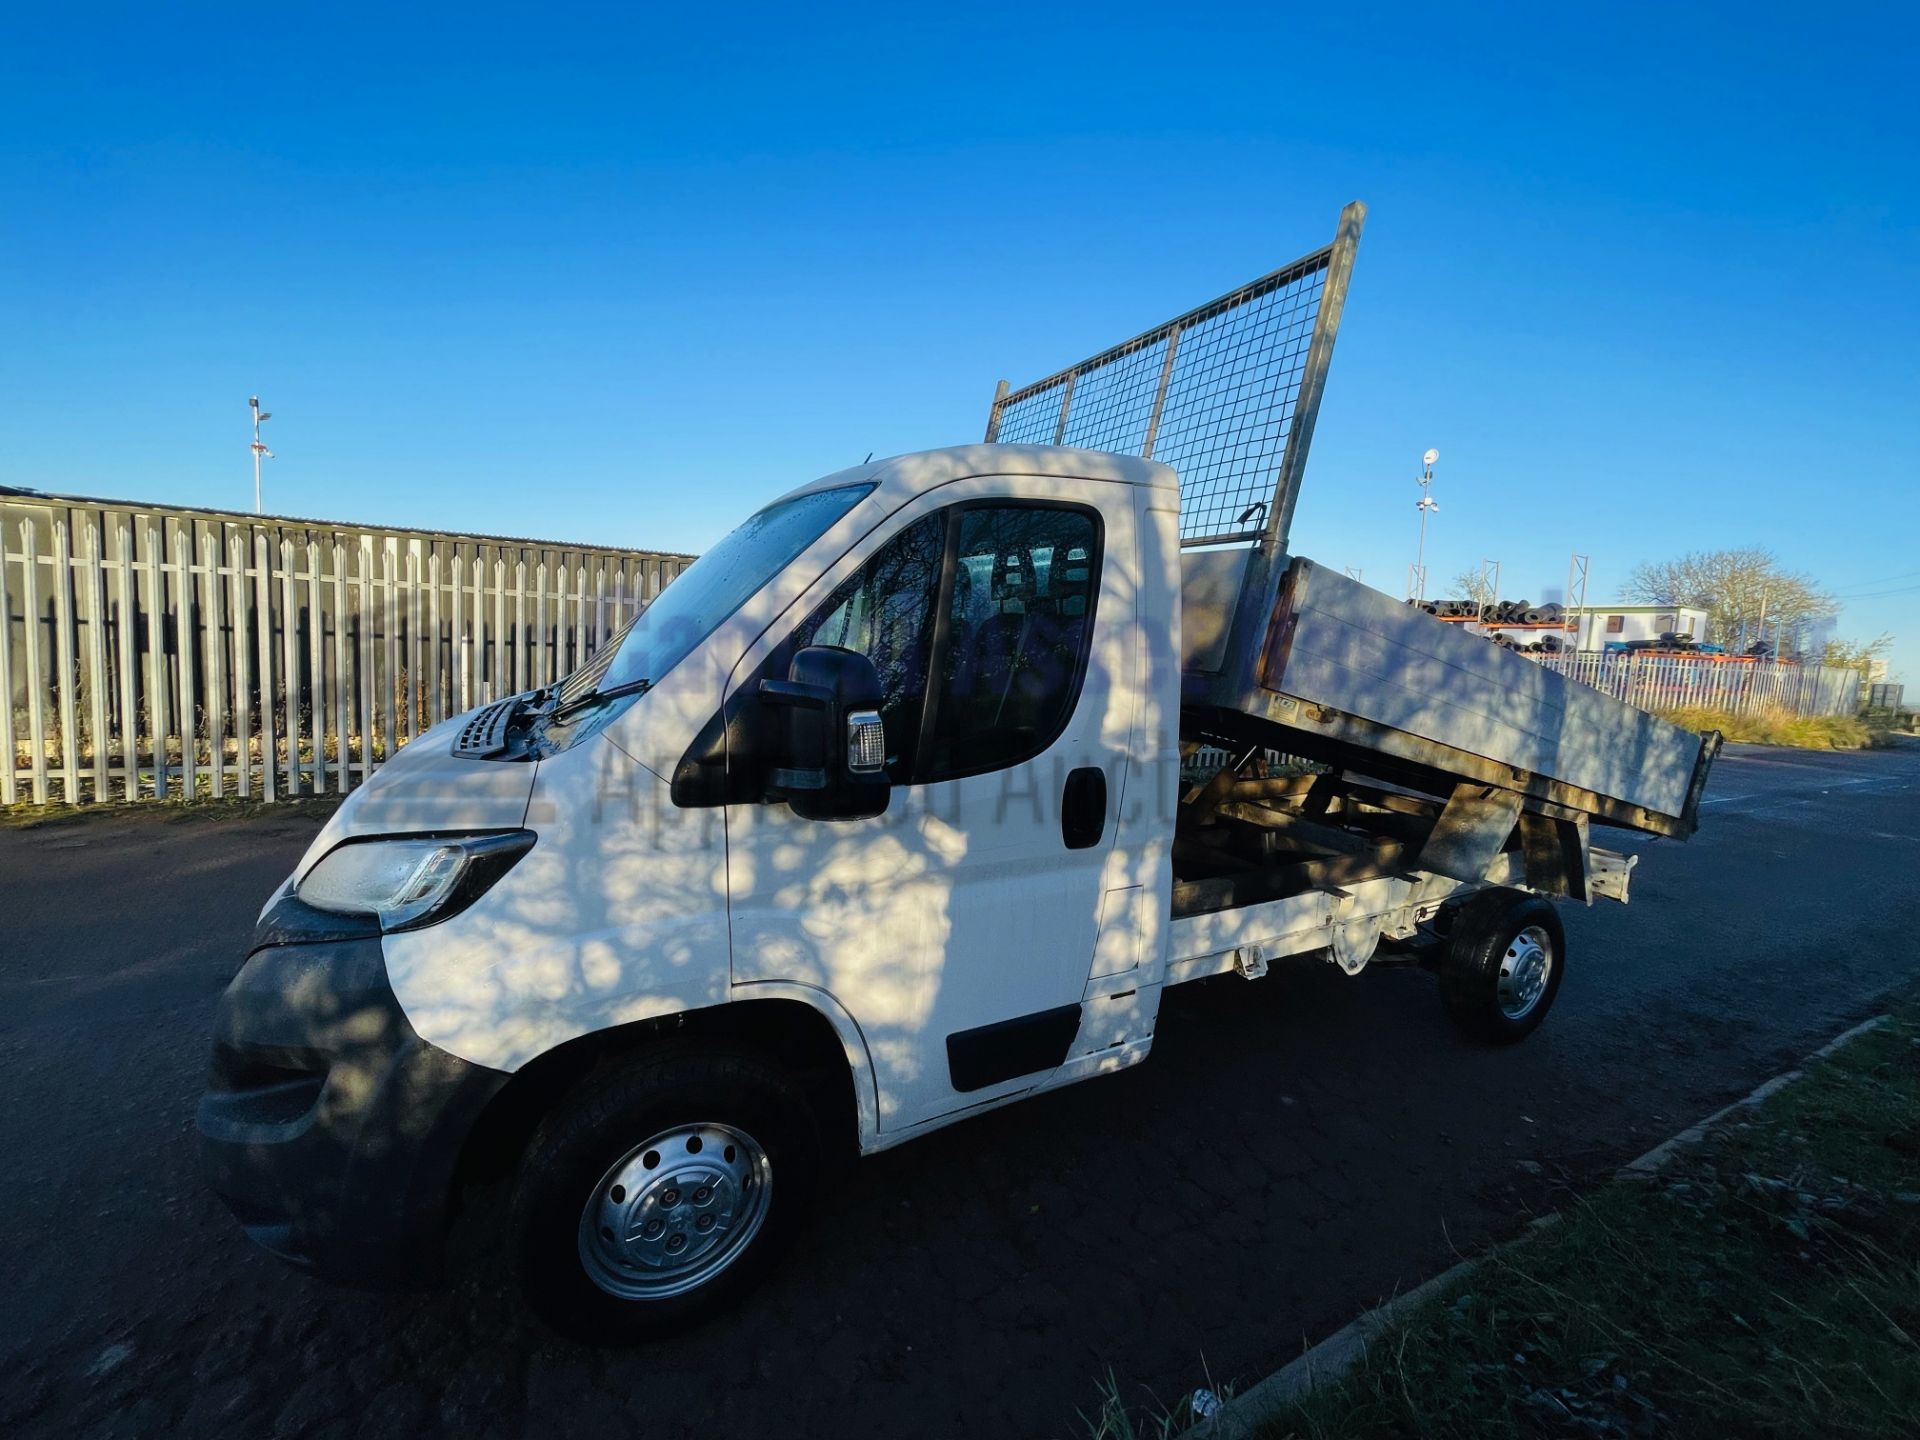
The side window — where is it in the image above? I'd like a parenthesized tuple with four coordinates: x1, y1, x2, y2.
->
(789, 513, 944, 780)
(770, 502, 1100, 793)
(921, 505, 1100, 780)
(1606, 614, 1625, 634)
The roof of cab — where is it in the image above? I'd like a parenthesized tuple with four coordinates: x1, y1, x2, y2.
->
(773, 444, 1179, 508)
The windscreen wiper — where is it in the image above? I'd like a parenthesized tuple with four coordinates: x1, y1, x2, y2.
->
(550, 677, 653, 723)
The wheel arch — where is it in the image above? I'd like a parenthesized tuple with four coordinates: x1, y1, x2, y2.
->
(452, 986, 877, 1195)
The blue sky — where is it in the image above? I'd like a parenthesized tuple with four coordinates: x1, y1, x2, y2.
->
(3, 4, 1916, 679)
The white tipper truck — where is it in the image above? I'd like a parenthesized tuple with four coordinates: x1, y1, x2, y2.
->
(199, 205, 1716, 1337)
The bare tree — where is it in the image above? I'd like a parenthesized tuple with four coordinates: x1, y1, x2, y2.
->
(1449, 567, 1495, 613)
(1623, 547, 1837, 647)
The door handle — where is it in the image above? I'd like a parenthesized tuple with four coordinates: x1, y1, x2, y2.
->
(1062, 766, 1107, 850)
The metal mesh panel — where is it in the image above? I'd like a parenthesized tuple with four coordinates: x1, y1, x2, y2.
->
(1149, 267, 1324, 542)
(1059, 337, 1169, 453)
(987, 204, 1363, 547)
(989, 378, 1068, 447)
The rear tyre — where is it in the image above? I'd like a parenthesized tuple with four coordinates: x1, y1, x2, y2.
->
(508, 1050, 820, 1340)
(1439, 888, 1565, 1044)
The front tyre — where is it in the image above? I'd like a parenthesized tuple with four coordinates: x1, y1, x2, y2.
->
(1439, 888, 1565, 1044)
(509, 1051, 820, 1339)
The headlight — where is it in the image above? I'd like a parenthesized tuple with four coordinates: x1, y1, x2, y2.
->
(296, 831, 534, 933)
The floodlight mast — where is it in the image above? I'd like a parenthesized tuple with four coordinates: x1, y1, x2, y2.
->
(249, 395, 274, 514)
(1408, 448, 1438, 604)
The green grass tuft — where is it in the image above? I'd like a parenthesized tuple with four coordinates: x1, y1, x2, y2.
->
(1254, 1004, 1920, 1439)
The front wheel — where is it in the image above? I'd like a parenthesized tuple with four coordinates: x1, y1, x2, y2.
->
(508, 1050, 820, 1339)
(1439, 888, 1565, 1044)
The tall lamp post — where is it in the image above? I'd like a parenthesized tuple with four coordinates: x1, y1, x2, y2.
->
(249, 395, 274, 514)
(1407, 447, 1439, 603)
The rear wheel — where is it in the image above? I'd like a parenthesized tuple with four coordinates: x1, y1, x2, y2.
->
(508, 1050, 819, 1339)
(1439, 888, 1565, 1043)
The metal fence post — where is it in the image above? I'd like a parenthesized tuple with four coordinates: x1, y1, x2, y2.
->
(144, 520, 169, 798)
(83, 517, 110, 800)
(280, 537, 298, 796)
(0, 524, 15, 806)
(21, 521, 48, 803)
(203, 531, 225, 799)
(20, 520, 48, 803)
(53, 518, 80, 802)
(174, 528, 194, 799)
(113, 519, 138, 800)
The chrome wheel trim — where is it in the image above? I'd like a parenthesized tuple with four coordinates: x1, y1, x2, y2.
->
(1497, 924, 1554, 1019)
(577, 1122, 772, 1301)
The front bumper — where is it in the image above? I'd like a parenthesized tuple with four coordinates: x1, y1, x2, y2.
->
(197, 923, 509, 1284)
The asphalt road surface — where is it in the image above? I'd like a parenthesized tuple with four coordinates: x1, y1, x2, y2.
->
(3, 740, 1917, 1439)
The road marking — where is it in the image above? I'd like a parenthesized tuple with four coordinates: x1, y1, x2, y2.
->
(1731, 790, 1908, 819)
(1717, 757, 1863, 775)
(1703, 776, 1902, 810)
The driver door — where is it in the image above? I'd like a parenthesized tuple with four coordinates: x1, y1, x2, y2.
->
(725, 477, 1138, 1134)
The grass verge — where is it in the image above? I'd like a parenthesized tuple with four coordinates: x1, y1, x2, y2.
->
(1658, 704, 1880, 750)
(1255, 1003, 1920, 1439)
(0, 795, 341, 830)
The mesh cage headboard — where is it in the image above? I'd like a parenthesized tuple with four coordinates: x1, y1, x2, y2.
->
(986, 201, 1364, 548)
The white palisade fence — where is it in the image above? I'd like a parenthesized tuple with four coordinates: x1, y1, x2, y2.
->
(1, 491, 692, 806)
(1535, 651, 1858, 719)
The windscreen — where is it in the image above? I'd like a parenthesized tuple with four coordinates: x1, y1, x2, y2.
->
(591, 481, 874, 695)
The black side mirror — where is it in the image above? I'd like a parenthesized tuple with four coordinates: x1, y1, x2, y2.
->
(758, 646, 891, 821)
